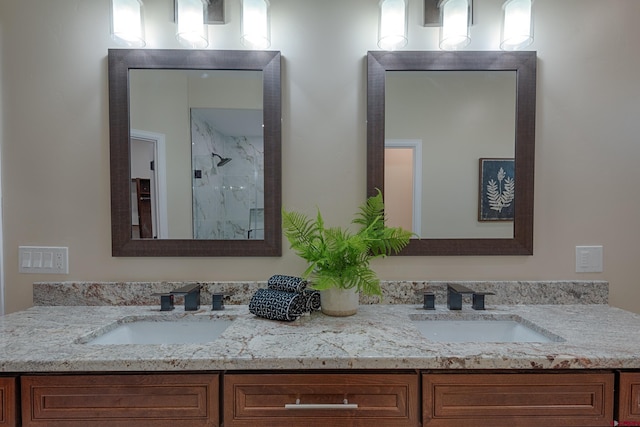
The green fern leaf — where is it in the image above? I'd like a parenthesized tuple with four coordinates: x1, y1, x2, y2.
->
(282, 189, 412, 296)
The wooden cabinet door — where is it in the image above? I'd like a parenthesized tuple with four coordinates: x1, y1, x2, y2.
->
(423, 372, 614, 427)
(21, 373, 219, 427)
(619, 372, 640, 424)
(224, 372, 419, 427)
(0, 377, 17, 427)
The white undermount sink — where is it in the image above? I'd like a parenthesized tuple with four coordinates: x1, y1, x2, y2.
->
(410, 315, 563, 343)
(80, 316, 234, 345)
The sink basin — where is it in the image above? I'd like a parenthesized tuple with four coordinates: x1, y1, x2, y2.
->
(80, 317, 234, 345)
(410, 315, 562, 343)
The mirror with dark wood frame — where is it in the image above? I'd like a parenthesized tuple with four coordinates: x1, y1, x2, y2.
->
(367, 51, 536, 255)
(109, 49, 281, 256)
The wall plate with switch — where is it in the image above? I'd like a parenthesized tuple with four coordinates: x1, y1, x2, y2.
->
(19, 246, 68, 274)
(575, 245, 603, 273)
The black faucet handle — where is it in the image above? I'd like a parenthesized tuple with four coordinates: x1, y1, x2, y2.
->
(211, 293, 226, 311)
(472, 292, 495, 310)
(151, 293, 175, 311)
(416, 290, 435, 310)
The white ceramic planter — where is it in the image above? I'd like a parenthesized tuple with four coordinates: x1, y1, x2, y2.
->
(320, 287, 359, 316)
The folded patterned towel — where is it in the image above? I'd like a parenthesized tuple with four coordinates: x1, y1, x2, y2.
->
(249, 288, 305, 322)
(267, 274, 308, 293)
(304, 290, 321, 312)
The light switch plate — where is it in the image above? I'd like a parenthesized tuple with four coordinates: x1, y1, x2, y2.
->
(575, 246, 603, 273)
(19, 246, 68, 274)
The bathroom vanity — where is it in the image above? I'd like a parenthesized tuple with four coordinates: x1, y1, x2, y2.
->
(1, 281, 639, 426)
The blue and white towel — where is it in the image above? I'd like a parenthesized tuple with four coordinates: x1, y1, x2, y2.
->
(249, 288, 305, 322)
(267, 274, 308, 293)
(249, 275, 321, 321)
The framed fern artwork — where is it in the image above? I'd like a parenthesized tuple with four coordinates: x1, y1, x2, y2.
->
(478, 158, 515, 221)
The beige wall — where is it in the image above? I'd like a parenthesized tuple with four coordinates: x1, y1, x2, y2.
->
(130, 70, 192, 237)
(386, 71, 516, 238)
(1, 0, 639, 314)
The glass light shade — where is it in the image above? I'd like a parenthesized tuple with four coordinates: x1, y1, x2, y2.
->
(439, 0, 470, 50)
(111, 0, 145, 47)
(500, 0, 533, 50)
(176, 0, 209, 48)
(378, 0, 408, 51)
(241, 0, 271, 49)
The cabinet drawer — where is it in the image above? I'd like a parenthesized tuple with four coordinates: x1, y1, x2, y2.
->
(21, 373, 219, 427)
(423, 372, 614, 427)
(224, 373, 419, 427)
(0, 377, 17, 427)
(619, 372, 640, 424)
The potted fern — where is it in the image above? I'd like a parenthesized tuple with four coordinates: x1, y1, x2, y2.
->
(282, 190, 412, 316)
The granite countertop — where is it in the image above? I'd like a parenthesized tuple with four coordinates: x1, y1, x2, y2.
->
(1, 303, 640, 373)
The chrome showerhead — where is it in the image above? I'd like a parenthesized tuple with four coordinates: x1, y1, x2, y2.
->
(212, 152, 232, 167)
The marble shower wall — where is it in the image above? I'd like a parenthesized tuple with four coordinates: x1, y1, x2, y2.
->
(191, 110, 264, 239)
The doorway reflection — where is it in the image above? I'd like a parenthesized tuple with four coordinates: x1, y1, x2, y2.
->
(385, 140, 423, 236)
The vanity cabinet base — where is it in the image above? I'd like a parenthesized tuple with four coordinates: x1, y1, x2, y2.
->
(21, 374, 219, 427)
(224, 372, 419, 427)
(423, 372, 614, 427)
(618, 372, 640, 424)
(0, 378, 17, 427)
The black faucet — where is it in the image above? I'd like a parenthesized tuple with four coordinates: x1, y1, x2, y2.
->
(170, 284, 201, 311)
(447, 284, 494, 310)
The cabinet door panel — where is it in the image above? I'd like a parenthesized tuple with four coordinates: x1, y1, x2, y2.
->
(22, 374, 219, 427)
(619, 372, 640, 424)
(0, 378, 17, 427)
(423, 372, 614, 427)
(224, 373, 419, 427)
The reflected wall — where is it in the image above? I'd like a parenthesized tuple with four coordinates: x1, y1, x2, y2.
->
(385, 70, 516, 238)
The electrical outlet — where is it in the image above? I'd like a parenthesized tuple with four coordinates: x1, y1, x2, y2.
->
(19, 246, 68, 274)
(54, 251, 65, 270)
(575, 246, 603, 273)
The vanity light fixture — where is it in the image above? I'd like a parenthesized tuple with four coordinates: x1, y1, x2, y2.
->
(378, 0, 408, 51)
(500, 0, 533, 50)
(175, 0, 209, 48)
(110, 0, 145, 47)
(439, 0, 471, 50)
(241, 0, 271, 49)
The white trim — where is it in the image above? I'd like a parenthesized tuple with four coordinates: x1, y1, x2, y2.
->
(131, 129, 169, 239)
(385, 139, 423, 236)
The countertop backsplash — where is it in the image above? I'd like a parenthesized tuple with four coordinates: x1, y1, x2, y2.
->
(34, 280, 609, 307)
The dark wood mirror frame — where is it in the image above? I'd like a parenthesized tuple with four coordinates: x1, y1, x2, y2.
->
(367, 51, 536, 255)
(109, 49, 282, 256)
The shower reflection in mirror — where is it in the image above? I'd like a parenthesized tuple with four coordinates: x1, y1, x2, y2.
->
(190, 108, 264, 240)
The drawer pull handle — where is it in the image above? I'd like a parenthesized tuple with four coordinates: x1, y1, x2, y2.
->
(285, 399, 358, 410)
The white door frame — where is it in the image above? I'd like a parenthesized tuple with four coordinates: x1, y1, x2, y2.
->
(385, 139, 423, 236)
(131, 129, 169, 239)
